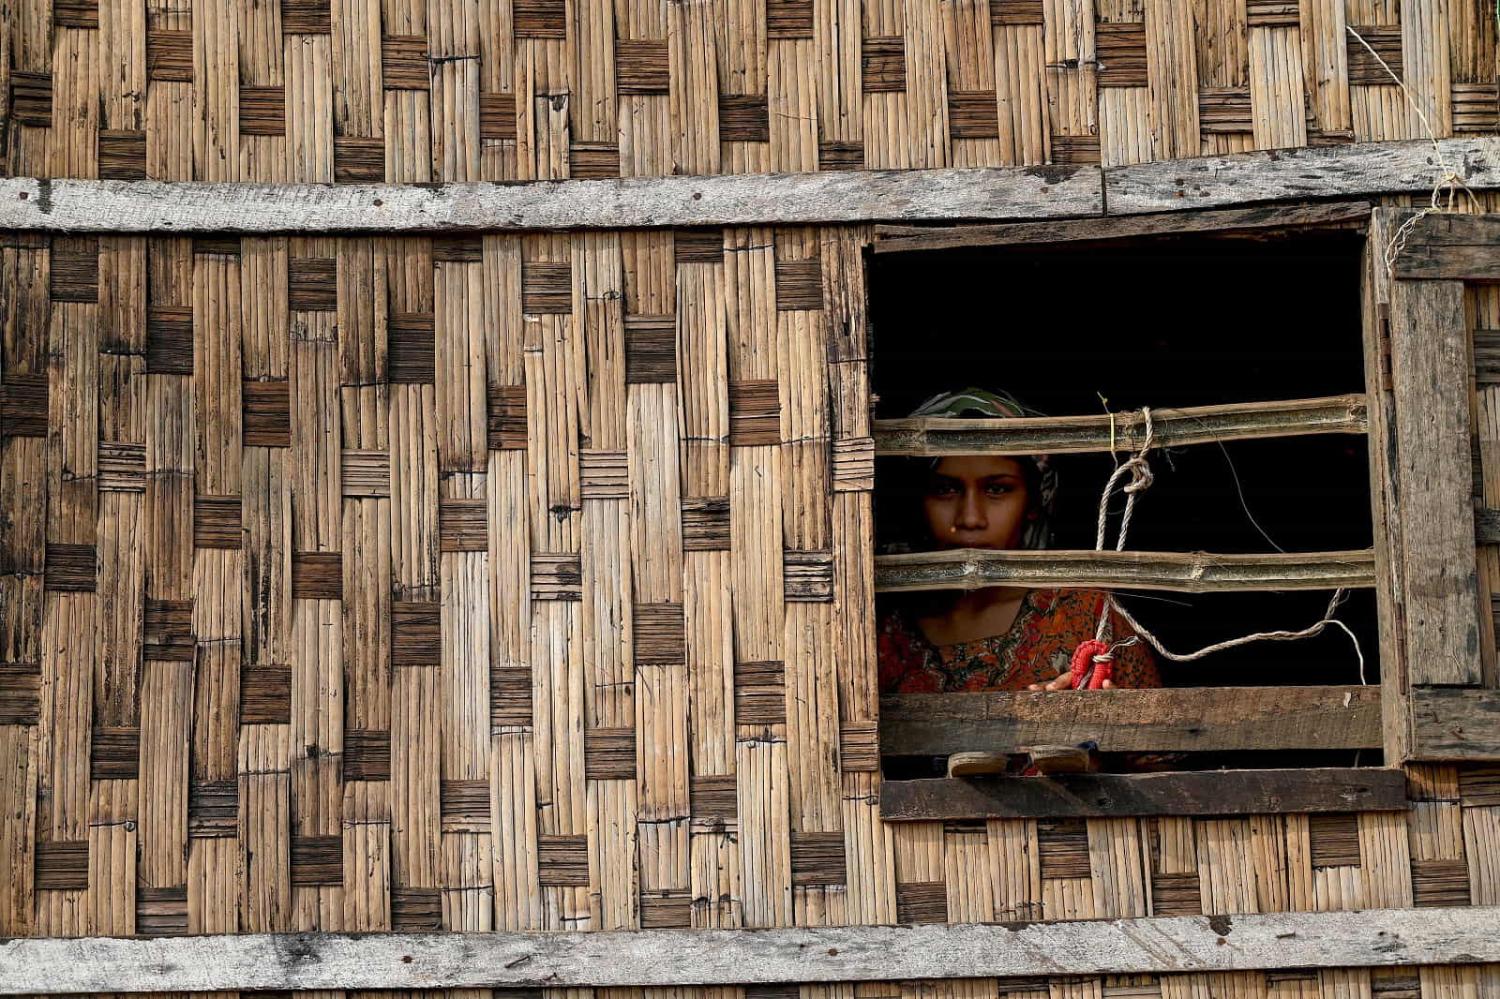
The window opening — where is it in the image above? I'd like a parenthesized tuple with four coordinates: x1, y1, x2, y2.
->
(869, 225, 1388, 804)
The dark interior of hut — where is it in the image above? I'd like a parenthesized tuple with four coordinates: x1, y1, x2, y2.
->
(870, 228, 1380, 772)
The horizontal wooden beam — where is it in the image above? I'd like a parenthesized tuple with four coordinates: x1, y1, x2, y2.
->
(1410, 686, 1500, 761)
(881, 685, 1380, 755)
(871, 201, 1374, 253)
(0, 139, 1491, 233)
(4, 906, 1500, 991)
(0, 169, 1102, 232)
(873, 548, 1376, 593)
(880, 767, 1406, 820)
(1105, 137, 1500, 216)
(874, 395, 1368, 457)
(1391, 213, 1500, 280)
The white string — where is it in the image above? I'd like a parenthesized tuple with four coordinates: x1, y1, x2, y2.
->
(1085, 407, 1368, 684)
(1343, 25, 1480, 277)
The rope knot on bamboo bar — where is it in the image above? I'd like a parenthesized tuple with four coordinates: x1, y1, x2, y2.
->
(1071, 406, 1366, 688)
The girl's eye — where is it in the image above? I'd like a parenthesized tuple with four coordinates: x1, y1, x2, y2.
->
(985, 483, 1012, 496)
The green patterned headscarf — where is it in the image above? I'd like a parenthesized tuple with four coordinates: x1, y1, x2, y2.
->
(909, 387, 1057, 550)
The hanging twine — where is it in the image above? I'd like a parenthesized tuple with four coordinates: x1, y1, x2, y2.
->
(1343, 25, 1480, 277)
(1075, 407, 1367, 686)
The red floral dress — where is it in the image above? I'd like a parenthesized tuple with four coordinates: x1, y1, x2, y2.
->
(878, 588, 1162, 693)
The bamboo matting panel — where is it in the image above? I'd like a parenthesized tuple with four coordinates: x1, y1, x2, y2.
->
(2, 0, 1498, 181)
(3, 228, 1500, 938)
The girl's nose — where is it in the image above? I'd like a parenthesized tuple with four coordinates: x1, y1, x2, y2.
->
(956, 488, 987, 529)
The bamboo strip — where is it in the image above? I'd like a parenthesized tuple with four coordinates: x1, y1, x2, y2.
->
(583, 498, 633, 728)
(814, 0, 861, 149)
(637, 660, 689, 821)
(1299, 0, 1350, 135)
(690, 820, 744, 928)
(330, 0, 384, 139)
(341, 802, 391, 931)
(240, 771, 292, 931)
(629, 384, 684, 602)
(186, 837, 240, 933)
(736, 734, 794, 927)
(390, 382, 441, 597)
(876, 548, 1376, 593)
(392, 659, 442, 888)
(1143, 0, 1200, 160)
(1463, 807, 1500, 905)
(0, 726, 38, 935)
(685, 550, 734, 777)
(842, 771, 897, 925)
(1248, 27, 1307, 151)
(590, 778, 640, 930)
(784, 601, 841, 832)
(770, 39, 820, 172)
(194, 0, 241, 181)
(875, 394, 1368, 455)
(442, 831, 495, 930)
(904, 0, 948, 168)
(492, 730, 544, 930)
(94, 490, 143, 729)
(676, 249, 731, 499)
(534, 601, 587, 836)
(1088, 818, 1149, 918)
(994, 25, 1049, 166)
(441, 525, 491, 781)
(136, 660, 191, 888)
(1400, 0, 1452, 139)
(945, 823, 994, 922)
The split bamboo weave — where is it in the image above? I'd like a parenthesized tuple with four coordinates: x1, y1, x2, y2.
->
(5, 2, 1500, 998)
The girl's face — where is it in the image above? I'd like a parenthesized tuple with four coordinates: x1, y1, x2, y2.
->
(922, 455, 1033, 550)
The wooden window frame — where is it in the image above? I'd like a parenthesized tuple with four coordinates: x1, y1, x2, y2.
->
(1372, 208, 1500, 764)
(869, 202, 1411, 820)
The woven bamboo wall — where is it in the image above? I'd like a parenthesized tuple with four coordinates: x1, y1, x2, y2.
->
(5, 221, 1500, 953)
(1, 0, 1498, 180)
(6, 1, 1500, 997)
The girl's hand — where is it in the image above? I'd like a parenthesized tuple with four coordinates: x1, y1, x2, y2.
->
(1027, 669, 1115, 692)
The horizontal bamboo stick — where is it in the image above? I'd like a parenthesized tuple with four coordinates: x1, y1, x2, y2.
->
(874, 394, 1367, 456)
(874, 548, 1375, 593)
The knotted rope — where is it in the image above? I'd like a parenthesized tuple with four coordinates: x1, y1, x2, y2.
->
(1344, 25, 1480, 278)
(1071, 407, 1366, 688)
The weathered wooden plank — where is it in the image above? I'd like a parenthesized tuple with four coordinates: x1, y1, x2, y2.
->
(1105, 137, 1500, 215)
(1391, 213, 1500, 280)
(6, 905, 1500, 989)
(874, 395, 1367, 456)
(881, 686, 1381, 755)
(1410, 687, 1500, 761)
(0, 169, 1102, 232)
(3, 140, 1499, 232)
(1386, 271, 1484, 686)
(871, 202, 1374, 253)
(874, 548, 1375, 593)
(879, 768, 1407, 821)
(1362, 208, 1413, 767)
